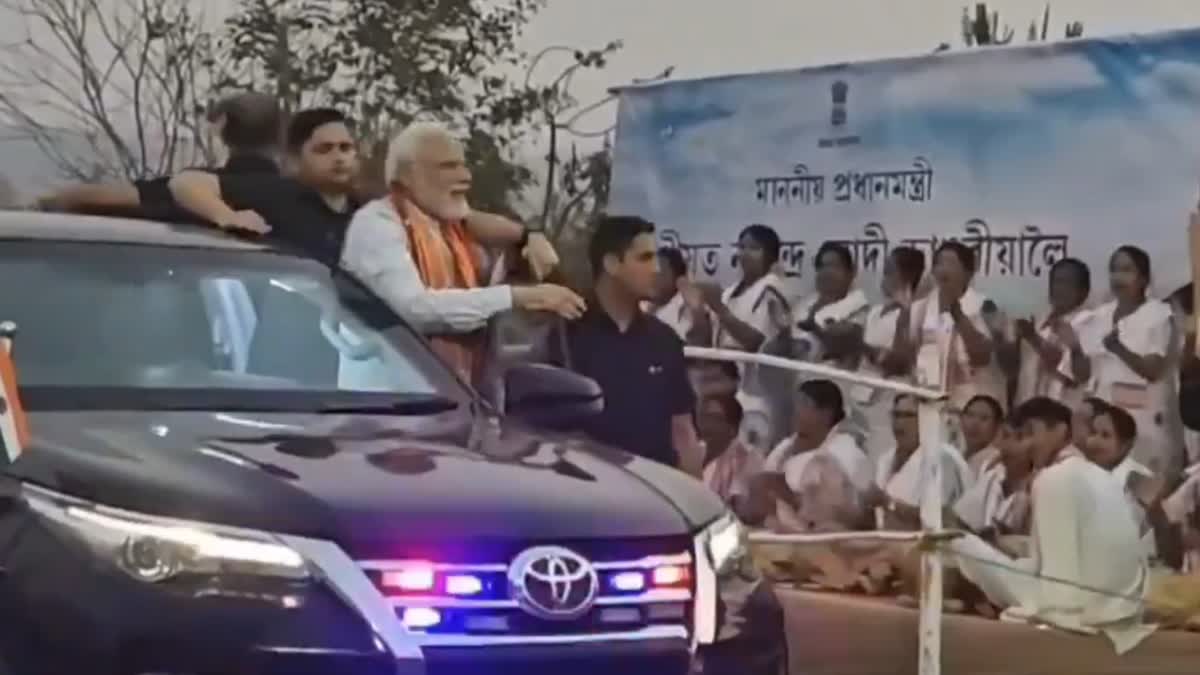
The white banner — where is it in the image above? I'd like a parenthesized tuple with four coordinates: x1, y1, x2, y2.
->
(610, 28, 1200, 312)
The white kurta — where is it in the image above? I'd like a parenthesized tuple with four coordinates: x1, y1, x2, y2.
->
(702, 439, 763, 505)
(854, 303, 909, 465)
(790, 289, 871, 362)
(1083, 299, 1174, 474)
(1014, 307, 1093, 409)
(715, 273, 788, 352)
(773, 289, 871, 449)
(911, 288, 1007, 448)
(1161, 465, 1200, 572)
(952, 461, 1030, 534)
(1109, 456, 1157, 558)
(716, 273, 789, 446)
(875, 442, 972, 508)
(965, 445, 1000, 480)
(1185, 428, 1200, 468)
(653, 292, 693, 342)
(766, 430, 874, 532)
(947, 452, 1153, 654)
(789, 432, 874, 497)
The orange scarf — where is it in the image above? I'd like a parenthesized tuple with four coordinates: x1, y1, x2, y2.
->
(389, 193, 486, 384)
(0, 345, 29, 460)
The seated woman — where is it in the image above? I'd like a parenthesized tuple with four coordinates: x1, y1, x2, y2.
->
(867, 393, 973, 532)
(1084, 401, 1156, 556)
(744, 380, 890, 591)
(697, 393, 762, 519)
(1157, 467, 1200, 574)
(952, 417, 1033, 540)
(946, 398, 1154, 651)
(782, 243, 872, 447)
(1140, 458, 1200, 629)
(960, 394, 1005, 479)
(747, 379, 874, 533)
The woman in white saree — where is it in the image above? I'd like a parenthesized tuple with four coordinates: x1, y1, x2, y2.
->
(1077, 246, 1176, 475)
(869, 393, 973, 531)
(789, 242, 870, 364)
(766, 242, 871, 448)
(855, 246, 925, 464)
(695, 224, 790, 447)
(748, 379, 874, 533)
(952, 417, 1033, 537)
(909, 241, 1005, 447)
(1010, 258, 1094, 409)
(960, 394, 1005, 478)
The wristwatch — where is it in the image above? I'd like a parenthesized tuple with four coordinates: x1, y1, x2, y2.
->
(518, 226, 542, 249)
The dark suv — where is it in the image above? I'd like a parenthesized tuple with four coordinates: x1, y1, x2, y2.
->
(0, 213, 784, 675)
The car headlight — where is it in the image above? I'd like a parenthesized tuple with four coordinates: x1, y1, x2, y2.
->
(26, 485, 308, 583)
(704, 512, 748, 577)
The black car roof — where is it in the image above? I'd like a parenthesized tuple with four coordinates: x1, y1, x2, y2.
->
(0, 209, 274, 252)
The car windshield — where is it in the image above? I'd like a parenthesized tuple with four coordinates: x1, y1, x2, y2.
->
(0, 239, 470, 413)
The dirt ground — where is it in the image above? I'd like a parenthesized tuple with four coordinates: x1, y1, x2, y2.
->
(779, 588, 1200, 675)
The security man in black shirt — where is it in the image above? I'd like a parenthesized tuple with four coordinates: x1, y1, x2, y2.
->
(36, 91, 283, 219)
(166, 109, 555, 270)
(136, 92, 284, 222)
(549, 215, 704, 477)
(169, 107, 361, 265)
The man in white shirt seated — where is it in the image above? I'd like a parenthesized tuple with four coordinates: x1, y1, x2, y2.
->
(341, 121, 585, 383)
(946, 396, 1155, 653)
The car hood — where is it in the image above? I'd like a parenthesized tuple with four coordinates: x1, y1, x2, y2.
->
(7, 409, 724, 555)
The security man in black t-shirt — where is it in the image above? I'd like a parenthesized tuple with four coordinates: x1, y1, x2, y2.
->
(549, 215, 704, 477)
(167, 108, 361, 265)
(37, 91, 283, 220)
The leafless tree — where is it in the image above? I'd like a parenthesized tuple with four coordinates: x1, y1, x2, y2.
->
(0, 0, 222, 181)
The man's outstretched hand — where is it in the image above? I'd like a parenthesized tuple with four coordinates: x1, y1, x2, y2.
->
(522, 232, 560, 281)
(217, 210, 271, 235)
(512, 283, 586, 320)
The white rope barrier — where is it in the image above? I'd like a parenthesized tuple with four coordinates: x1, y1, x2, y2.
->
(683, 346, 946, 401)
(683, 345, 948, 675)
(749, 530, 964, 545)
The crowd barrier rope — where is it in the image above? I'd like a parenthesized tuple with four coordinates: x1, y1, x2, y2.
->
(684, 346, 950, 675)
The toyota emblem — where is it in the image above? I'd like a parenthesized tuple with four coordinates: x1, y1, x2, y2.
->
(508, 546, 598, 621)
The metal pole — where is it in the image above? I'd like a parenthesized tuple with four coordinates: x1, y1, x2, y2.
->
(916, 399, 945, 675)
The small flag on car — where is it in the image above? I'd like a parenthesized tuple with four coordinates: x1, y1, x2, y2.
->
(0, 326, 28, 462)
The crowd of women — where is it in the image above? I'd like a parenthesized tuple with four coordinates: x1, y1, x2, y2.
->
(650, 220, 1200, 622)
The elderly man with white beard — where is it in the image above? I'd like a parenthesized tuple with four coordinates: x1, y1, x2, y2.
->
(341, 122, 585, 385)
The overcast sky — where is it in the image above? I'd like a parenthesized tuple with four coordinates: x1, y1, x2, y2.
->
(519, 0, 1200, 135)
(2, 0, 1199, 197)
(5, 0, 1199, 136)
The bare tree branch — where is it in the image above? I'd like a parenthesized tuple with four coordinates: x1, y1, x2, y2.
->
(0, 0, 218, 181)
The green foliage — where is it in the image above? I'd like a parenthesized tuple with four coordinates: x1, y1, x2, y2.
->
(218, 0, 615, 212)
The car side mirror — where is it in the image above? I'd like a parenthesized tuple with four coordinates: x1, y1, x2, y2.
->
(503, 363, 603, 431)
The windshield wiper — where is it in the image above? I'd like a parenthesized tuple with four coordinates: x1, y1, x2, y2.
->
(315, 393, 461, 416)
